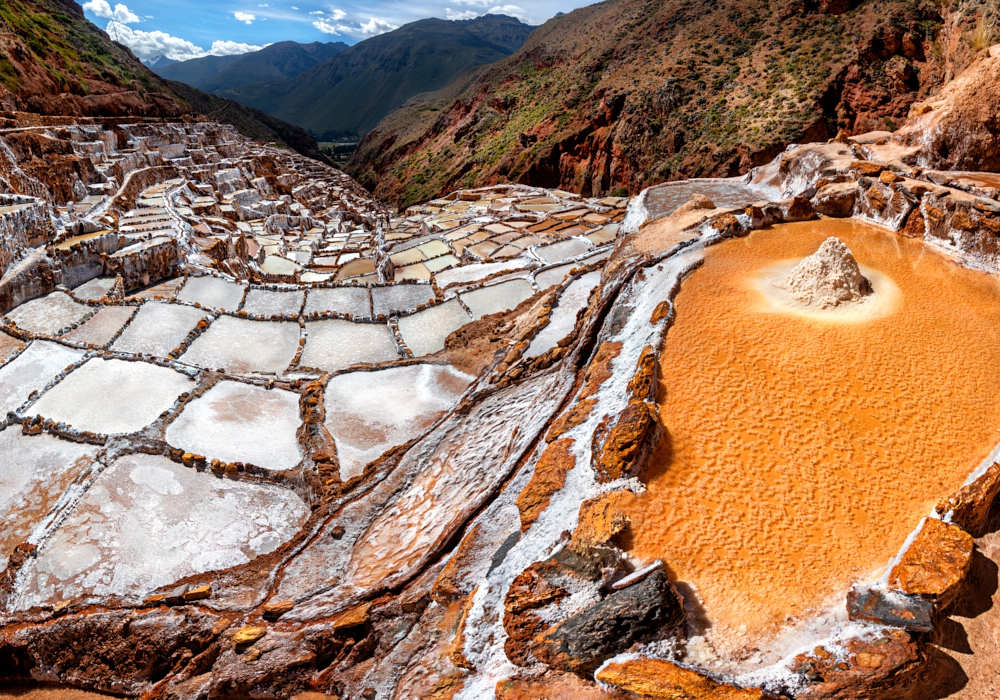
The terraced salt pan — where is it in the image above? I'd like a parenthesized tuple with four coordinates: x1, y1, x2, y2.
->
(324, 364, 473, 480)
(525, 271, 600, 358)
(241, 288, 304, 316)
(643, 176, 772, 219)
(624, 219, 1000, 664)
(0, 430, 98, 572)
(30, 358, 193, 435)
(177, 275, 246, 310)
(533, 263, 575, 290)
(63, 306, 136, 346)
(111, 302, 205, 357)
(371, 284, 435, 317)
(0, 332, 24, 364)
(72, 277, 115, 300)
(180, 316, 299, 374)
(0, 341, 85, 415)
(433, 259, 532, 288)
(459, 278, 534, 320)
(534, 238, 592, 264)
(5, 292, 92, 335)
(304, 286, 371, 318)
(300, 319, 399, 371)
(397, 299, 472, 356)
(15, 453, 308, 609)
(166, 380, 303, 470)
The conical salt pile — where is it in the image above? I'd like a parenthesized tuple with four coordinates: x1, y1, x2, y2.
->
(776, 237, 873, 308)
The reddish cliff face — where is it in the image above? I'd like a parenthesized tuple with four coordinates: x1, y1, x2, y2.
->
(0, 0, 185, 118)
(348, 0, 961, 208)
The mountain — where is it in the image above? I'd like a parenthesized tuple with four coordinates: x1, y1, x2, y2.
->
(143, 55, 177, 69)
(153, 41, 348, 93)
(346, 0, 957, 208)
(0, 0, 333, 163)
(216, 14, 535, 140)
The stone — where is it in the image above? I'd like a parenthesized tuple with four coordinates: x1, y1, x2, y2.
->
(333, 602, 372, 632)
(546, 398, 596, 440)
(233, 626, 267, 645)
(529, 570, 683, 673)
(846, 585, 934, 632)
(811, 182, 858, 218)
(936, 462, 1000, 536)
(570, 490, 631, 552)
(182, 584, 212, 601)
(889, 517, 973, 601)
(793, 630, 924, 700)
(591, 400, 661, 483)
(596, 657, 770, 699)
(263, 600, 295, 619)
(516, 438, 575, 531)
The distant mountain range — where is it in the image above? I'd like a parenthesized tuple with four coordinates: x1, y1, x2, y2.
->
(150, 41, 349, 93)
(155, 15, 534, 141)
(143, 55, 177, 69)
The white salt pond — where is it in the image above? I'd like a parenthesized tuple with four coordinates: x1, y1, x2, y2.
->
(324, 364, 473, 480)
(396, 299, 472, 356)
(304, 287, 371, 318)
(166, 380, 303, 470)
(371, 284, 435, 317)
(433, 259, 532, 289)
(242, 288, 304, 316)
(0, 429, 99, 572)
(177, 276, 246, 310)
(525, 271, 600, 358)
(534, 237, 592, 264)
(30, 358, 193, 435)
(180, 316, 299, 374)
(5, 292, 92, 335)
(459, 278, 534, 320)
(16, 453, 308, 608)
(534, 263, 576, 290)
(111, 302, 205, 357)
(0, 341, 85, 415)
(300, 319, 399, 371)
(63, 306, 136, 347)
(72, 277, 116, 300)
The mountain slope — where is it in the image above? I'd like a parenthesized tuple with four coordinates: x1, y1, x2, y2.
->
(154, 41, 348, 92)
(218, 14, 535, 139)
(347, 0, 957, 207)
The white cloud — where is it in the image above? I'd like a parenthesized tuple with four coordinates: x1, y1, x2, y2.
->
(312, 19, 341, 34)
(107, 21, 265, 61)
(234, 11, 257, 24)
(83, 0, 139, 24)
(291, 6, 299, 9)
(309, 9, 324, 14)
(357, 17, 398, 35)
(313, 15, 394, 36)
(446, 8, 479, 19)
(487, 4, 528, 20)
(330, 9, 347, 20)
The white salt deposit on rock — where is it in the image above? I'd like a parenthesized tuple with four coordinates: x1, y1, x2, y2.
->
(775, 237, 873, 308)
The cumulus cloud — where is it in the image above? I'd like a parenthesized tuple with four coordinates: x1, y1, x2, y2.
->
(487, 4, 528, 20)
(82, 0, 139, 24)
(107, 20, 265, 61)
(309, 9, 324, 14)
(357, 17, 398, 35)
(445, 8, 479, 19)
(234, 11, 257, 24)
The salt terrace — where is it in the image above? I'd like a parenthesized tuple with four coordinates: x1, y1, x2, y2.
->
(1, 119, 1000, 700)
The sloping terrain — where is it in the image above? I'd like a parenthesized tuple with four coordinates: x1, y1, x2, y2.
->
(347, 0, 956, 207)
(218, 14, 535, 139)
(155, 41, 349, 93)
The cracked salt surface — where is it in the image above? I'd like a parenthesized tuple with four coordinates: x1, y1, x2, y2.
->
(300, 319, 399, 371)
(323, 363, 473, 480)
(30, 358, 194, 435)
(180, 316, 299, 374)
(14, 453, 308, 609)
(396, 299, 473, 356)
(459, 278, 534, 320)
(0, 429, 98, 572)
(63, 305, 136, 346)
(176, 275, 246, 310)
(166, 380, 303, 470)
(304, 286, 371, 318)
(0, 340, 85, 415)
(111, 301, 205, 357)
(241, 288, 304, 316)
(371, 284, 435, 317)
(5, 292, 92, 335)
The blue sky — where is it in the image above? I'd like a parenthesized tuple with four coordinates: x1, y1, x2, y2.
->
(80, 0, 595, 61)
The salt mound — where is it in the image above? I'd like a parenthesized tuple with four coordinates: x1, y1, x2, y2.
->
(776, 237, 873, 308)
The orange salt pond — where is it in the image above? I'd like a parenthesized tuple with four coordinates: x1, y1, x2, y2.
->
(621, 219, 1000, 664)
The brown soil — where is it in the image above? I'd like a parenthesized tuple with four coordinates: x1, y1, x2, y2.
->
(620, 219, 1000, 661)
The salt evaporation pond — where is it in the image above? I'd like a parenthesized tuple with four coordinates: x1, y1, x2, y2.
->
(241, 288, 304, 316)
(534, 237, 592, 264)
(5, 292, 92, 335)
(396, 299, 473, 356)
(0, 429, 98, 572)
(300, 319, 399, 371)
(15, 453, 308, 609)
(63, 306, 136, 346)
(30, 358, 193, 435)
(111, 302, 205, 357)
(180, 316, 299, 374)
(323, 364, 473, 480)
(621, 219, 1000, 668)
(304, 287, 371, 318)
(643, 176, 774, 220)
(371, 284, 436, 317)
(0, 341, 85, 415)
(176, 275, 246, 310)
(166, 380, 303, 470)
(72, 277, 116, 300)
(459, 279, 534, 320)
(525, 271, 599, 358)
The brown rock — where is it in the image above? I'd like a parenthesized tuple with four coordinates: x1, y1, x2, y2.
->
(850, 161, 885, 177)
(183, 584, 212, 601)
(570, 490, 631, 552)
(846, 585, 934, 632)
(811, 182, 858, 218)
(547, 398, 597, 440)
(879, 170, 903, 185)
(889, 517, 973, 601)
(591, 401, 661, 483)
(497, 670, 630, 699)
(650, 300, 671, 325)
(899, 206, 926, 239)
(936, 462, 1000, 536)
(794, 629, 924, 699)
(516, 439, 576, 532)
(579, 341, 622, 399)
(596, 656, 769, 698)
(233, 626, 267, 645)
(333, 601, 372, 632)
(627, 345, 658, 402)
(263, 600, 295, 619)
